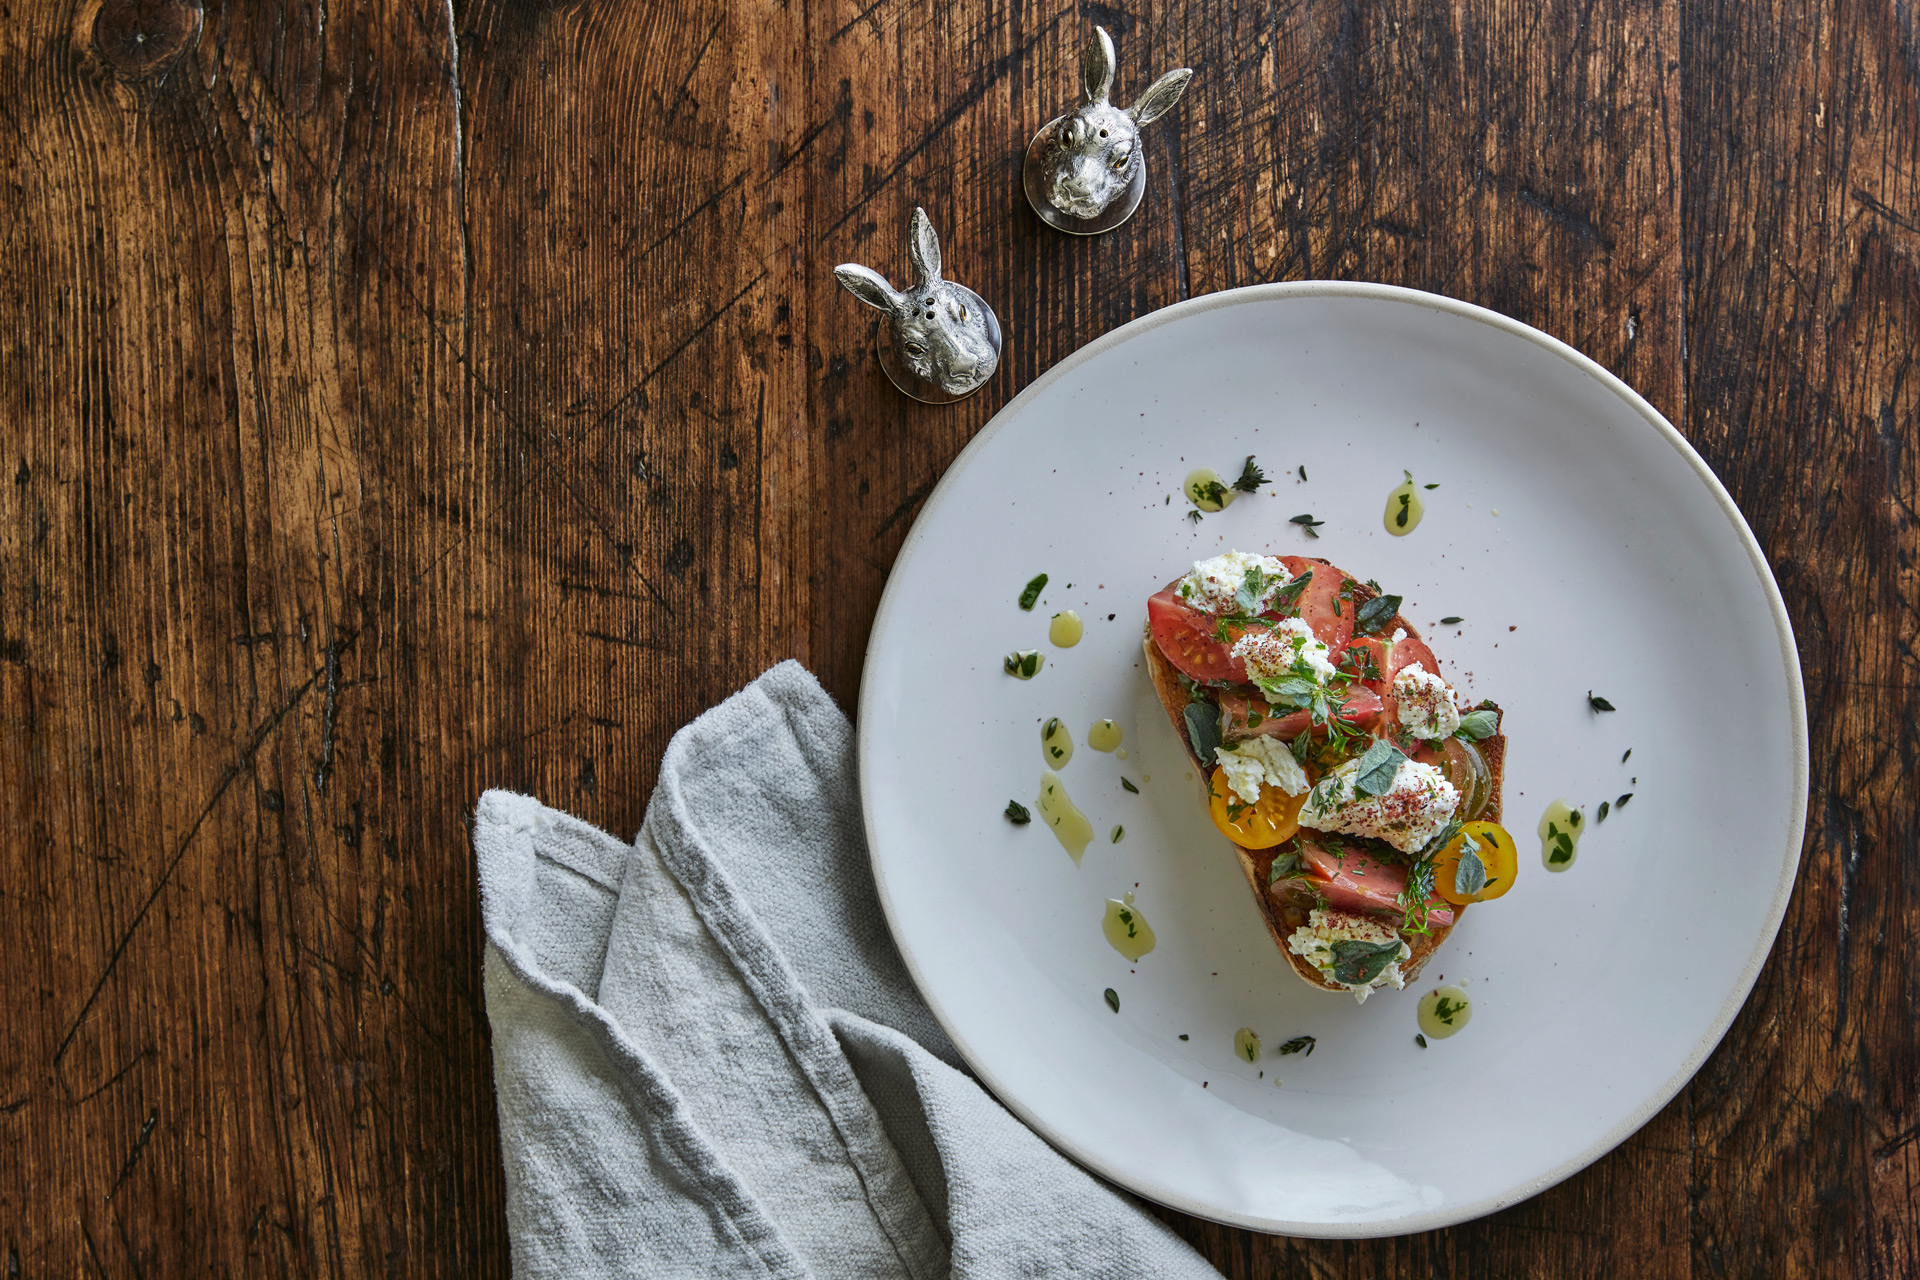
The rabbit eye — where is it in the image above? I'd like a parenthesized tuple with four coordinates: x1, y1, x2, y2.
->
(904, 342, 926, 356)
(1099, 128, 1109, 138)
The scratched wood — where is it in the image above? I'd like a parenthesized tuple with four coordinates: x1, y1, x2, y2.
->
(0, 0, 1910, 1273)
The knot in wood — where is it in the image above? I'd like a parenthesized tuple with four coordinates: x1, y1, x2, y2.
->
(92, 0, 201, 78)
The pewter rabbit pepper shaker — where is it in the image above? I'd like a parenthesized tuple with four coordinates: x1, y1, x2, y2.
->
(833, 207, 1002, 403)
(1023, 26, 1192, 234)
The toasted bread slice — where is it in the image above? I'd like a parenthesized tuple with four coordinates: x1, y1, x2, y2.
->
(1143, 591, 1506, 997)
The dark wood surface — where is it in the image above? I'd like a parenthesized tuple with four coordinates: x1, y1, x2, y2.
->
(2, 0, 1913, 1273)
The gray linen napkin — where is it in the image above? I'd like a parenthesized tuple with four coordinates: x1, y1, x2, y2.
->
(473, 660, 1223, 1278)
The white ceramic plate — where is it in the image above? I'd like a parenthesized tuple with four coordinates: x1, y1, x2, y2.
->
(858, 282, 1806, 1236)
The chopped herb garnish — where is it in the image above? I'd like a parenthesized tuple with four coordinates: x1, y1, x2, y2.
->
(1289, 513, 1325, 538)
(1197, 478, 1230, 507)
(1431, 995, 1467, 1025)
(1439, 615, 1464, 625)
(1233, 455, 1268, 493)
(1456, 708, 1500, 740)
(1567, 810, 1583, 828)
(1329, 939, 1404, 987)
(1234, 564, 1271, 614)
(1298, 465, 1308, 481)
(1005, 800, 1032, 825)
(1597, 800, 1611, 823)
(1017, 573, 1048, 610)
(1277, 1035, 1316, 1058)
(1588, 691, 1617, 712)
(1354, 593, 1402, 636)
(1622, 748, 1633, 762)
(1121, 777, 1140, 794)
(1183, 702, 1222, 765)
(1423, 482, 1440, 490)
(1004, 649, 1043, 679)
(1111, 825, 1124, 843)
(1103, 988, 1120, 1013)
(1353, 739, 1408, 797)
(1186, 509, 1203, 524)
(1395, 493, 1412, 528)
(1415, 1033, 1428, 1048)
(1178, 1033, 1190, 1041)
(1617, 792, 1633, 809)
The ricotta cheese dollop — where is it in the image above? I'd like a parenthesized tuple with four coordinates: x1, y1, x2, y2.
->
(1231, 616, 1337, 685)
(1176, 551, 1292, 615)
(1286, 908, 1412, 1003)
(1393, 662, 1461, 739)
(1298, 753, 1460, 854)
(1213, 736, 1311, 804)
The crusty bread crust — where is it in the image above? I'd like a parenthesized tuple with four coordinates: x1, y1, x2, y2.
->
(1142, 566, 1507, 997)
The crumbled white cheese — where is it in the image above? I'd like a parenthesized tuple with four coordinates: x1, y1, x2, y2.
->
(1393, 662, 1461, 739)
(1391, 627, 1407, 645)
(1177, 551, 1292, 614)
(1286, 908, 1412, 1003)
(1231, 617, 1337, 685)
(1214, 736, 1311, 804)
(1299, 753, 1460, 854)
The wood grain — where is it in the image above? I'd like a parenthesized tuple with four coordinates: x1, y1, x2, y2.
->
(0, 0, 1910, 1273)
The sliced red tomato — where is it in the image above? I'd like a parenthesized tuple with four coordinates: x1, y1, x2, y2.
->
(1277, 556, 1353, 652)
(1219, 687, 1384, 741)
(1147, 585, 1243, 683)
(1293, 834, 1455, 928)
(1385, 634, 1438, 682)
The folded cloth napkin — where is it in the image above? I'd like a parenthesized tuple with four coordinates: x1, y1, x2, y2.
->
(473, 660, 1222, 1278)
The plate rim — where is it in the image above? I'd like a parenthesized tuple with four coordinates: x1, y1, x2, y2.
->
(855, 280, 1809, 1237)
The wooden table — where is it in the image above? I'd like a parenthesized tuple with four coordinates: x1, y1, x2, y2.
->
(3, 0, 1913, 1273)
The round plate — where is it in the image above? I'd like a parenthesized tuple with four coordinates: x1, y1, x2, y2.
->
(858, 282, 1806, 1236)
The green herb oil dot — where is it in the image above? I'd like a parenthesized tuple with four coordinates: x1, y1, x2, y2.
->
(1538, 799, 1585, 870)
(1384, 473, 1426, 536)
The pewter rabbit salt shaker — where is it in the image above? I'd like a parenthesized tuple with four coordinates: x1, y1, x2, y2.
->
(1023, 26, 1192, 234)
(833, 207, 1002, 403)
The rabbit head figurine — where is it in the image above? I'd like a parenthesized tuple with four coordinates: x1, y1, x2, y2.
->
(833, 208, 1002, 403)
(1023, 27, 1192, 234)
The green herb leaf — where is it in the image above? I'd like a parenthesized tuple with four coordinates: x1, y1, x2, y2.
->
(1004, 650, 1043, 679)
(1289, 513, 1324, 538)
(1588, 690, 1617, 712)
(1278, 1034, 1316, 1057)
(1431, 995, 1467, 1024)
(1005, 800, 1031, 825)
(1353, 739, 1407, 796)
(1354, 594, 1402, 636)
(1267, 848, 1303, 884)
(1439, 615, 1464, 625)
(1415, 1033, 1428, 1048)
(1184, 702, 1222, 765)
(1111, 825, 1125, 843)
(1456, 708, 1500, 740)
(1186, 509, 1204, 524)
(1178, 1033, 1190, 1041)
(1597, 800, 1611, 823)
(1271, 569, 1313, 612)
(1233, 455, 1268, 493)
(1018, 573, 1048, 610)
(1395, 497, 1411, 529)
(1235, 564, 1268, 615)
(1104, 988, 1120, 1013)
(1617, 792, 1632, 809)
(1622, 748, 1633, 762)
(1298, 465, 1308, 481)
(1329, 939, 1404, 987)
(1424, 482, 1440, 490)
(1121, 777, 1140, 794)
(1453, 843, 1488, 897)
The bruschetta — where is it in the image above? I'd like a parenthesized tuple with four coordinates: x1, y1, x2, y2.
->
(1143, 551, 1515, 1001)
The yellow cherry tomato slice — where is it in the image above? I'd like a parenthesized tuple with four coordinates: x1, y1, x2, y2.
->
(1435, 820, 1518, 904)
(1206, 767, 1305, 850)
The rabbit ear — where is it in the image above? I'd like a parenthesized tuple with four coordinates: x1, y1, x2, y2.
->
(907, 207, 942, 286)
(1128, 67, 1192, 125)
(834, 264, 903, 313)
(1081, 27, 1116, 104)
